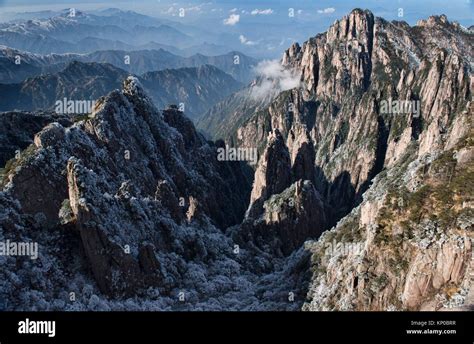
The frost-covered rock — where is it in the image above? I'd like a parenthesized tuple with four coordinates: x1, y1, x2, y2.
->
(0, 76, 309, 310)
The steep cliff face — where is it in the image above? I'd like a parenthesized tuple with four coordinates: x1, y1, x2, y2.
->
(303, 122, 473, 311)
(240, 129, 327, 256)
(246, 130, 292, 218)
(235, 9, 472, 223)
(232, 9, 473, 310)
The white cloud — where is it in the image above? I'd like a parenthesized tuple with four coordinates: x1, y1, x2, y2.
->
(162, 3, 211, 15)
(251, 8, 273, 15)
(163, 6, 175, 15)
(250, 60, 301, 100)
(223, 13, 240, 25)
(230, 8, 238, 13)
(187, 6, 202, 12)
(317, 7, 336, 14)
(239, 35, 257, 45)
(279, 38, 295, 46)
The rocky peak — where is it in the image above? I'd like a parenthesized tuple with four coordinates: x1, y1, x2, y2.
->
(282, 42, 302, 66)
(246, 129, 291, 218)
(0, 111, 72, 167)
(417, 14, 450, 28)
(281, 9, 376, 99)
(237, 9, 471, 223)
(122, 75, 155, 108)
(240, 179, 327, 256)
(0, 76, 256, 299)
(326, 8, 374, 52)
(289, 128, 316, 183)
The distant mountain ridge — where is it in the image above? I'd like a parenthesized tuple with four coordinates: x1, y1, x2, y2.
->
(0, 8, 234, 57)
(0, 61, 243, 119)
(0, 46, 257, 84)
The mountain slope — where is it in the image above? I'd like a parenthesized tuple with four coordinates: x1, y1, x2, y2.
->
(196, 78, 275, 140)
(141, 65, 242, 118)
(0, 61, 242, 119)
(230, 9, 473, 310)
(0, 77, 309, 311)
(233, 10, 472, 220)
(0, 61, 127, 112)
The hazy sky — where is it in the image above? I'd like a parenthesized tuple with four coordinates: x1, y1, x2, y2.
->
(1, 0, 472, 25)
(0, 0, 472, 58)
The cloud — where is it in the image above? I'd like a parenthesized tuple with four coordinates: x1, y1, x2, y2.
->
(230, 8, 238, 13)
(250, 60, 301, 100)
(186, 6, 202, 12)
(163, 6, 175, 15)
(317, 7, 336, 14)
(279, 37, 295, 46)
(162, 3, 211, 15)
(223, 13, 240, 25)
(251, 8, 273, 15)
(239, 35, 257, 45)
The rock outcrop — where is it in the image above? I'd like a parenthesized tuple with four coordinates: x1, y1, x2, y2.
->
(1, 77, 310, 310)
(241, 180, 327, 256)
(234, 9, 473, 310)
(303, 126, 473, 310)
(233, 9, 472, 224)
(242, 128, 327, 256)
(0, 111, 71, 167)
(246, 129, 292, 218)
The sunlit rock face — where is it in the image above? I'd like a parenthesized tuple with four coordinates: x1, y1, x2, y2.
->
(232, 9, 473, 310)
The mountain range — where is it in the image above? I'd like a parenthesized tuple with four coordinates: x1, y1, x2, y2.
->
(0, 9, 216, 54)
(0, 46, 257, 84)
(0, 61, 242, 120)
(0, 9, 472, 312)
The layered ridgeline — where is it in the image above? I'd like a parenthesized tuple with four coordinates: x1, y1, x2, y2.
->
(0, 9, 230, 57)
(0, 61, 242, 120)
(223, 9, 473, 310)
(0, 9, 472, 311)
(0, 46, 257, 84)
(0, 77, 311, 310)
